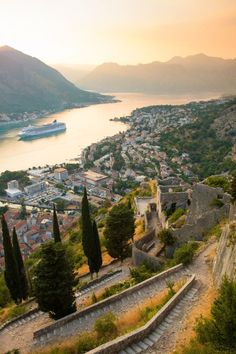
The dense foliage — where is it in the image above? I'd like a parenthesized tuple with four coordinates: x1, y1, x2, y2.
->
(53, 204, 61, 243)
(104, 203, 135, 261)
(81, 188, 102, 276)
(33, 242, 76, 319)
(158, 229, 175, 246)
(159, 99, 236, 178)
(0, 170, 30, 195)
(1, 215, 21, 304)
(12, 227, 29, 300)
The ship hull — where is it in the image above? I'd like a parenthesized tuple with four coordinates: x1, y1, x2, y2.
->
(18, 126, 66, 140)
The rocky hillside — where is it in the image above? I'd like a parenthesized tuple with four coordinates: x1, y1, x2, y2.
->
(0, 46, 107, 115)
(78, 54, 236, 94)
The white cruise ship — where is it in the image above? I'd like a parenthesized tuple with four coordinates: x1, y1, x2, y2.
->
(18, 120, 66, 139)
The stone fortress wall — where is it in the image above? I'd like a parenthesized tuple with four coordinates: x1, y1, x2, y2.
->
(172, 184, 231, 243)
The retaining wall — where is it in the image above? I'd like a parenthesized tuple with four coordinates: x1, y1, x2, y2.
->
(132, 229, 161, 269)
(87, 274, 196, 354)
(33, 264, 183, 346)
(0, 307, 39, 333)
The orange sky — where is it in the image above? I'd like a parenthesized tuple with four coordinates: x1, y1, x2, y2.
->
(0, 0, 235, 65)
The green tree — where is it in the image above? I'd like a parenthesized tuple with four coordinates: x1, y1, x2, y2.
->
(92, 220, 102, 276)
(231, 175, 236, 201)
(12, 227, 29, 300)
(33, 242, 76, 319)
(53, 204, 61, 243)
(81, 188, 95, 276)
(19, 202, 27, 220)
(104, 203, 135, 262)
(1, 215, 21, 304)
(158, 229, 175, 247)
(196, 276, 236, 350)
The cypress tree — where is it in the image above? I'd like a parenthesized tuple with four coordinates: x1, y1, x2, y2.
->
(81, 187, 95, 276)
(53, 204, 61, 243)
(1, 215, 22, 304)
(92, 220, 102, 276)
(34, 241, 76, 319)
(12, 227, 29, 300)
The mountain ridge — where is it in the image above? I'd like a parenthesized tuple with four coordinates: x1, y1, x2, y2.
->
(0, 46, 108, 115)
(78, 54, 236, 94)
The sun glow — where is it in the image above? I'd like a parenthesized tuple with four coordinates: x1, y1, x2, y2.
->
(0, 0, 235, 65)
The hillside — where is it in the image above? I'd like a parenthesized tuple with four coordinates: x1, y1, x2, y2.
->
(78, 54, 236, 94)
(0, 46, 108, 115)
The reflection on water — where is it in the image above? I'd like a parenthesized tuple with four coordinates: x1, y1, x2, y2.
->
(0, 92, 218, 172)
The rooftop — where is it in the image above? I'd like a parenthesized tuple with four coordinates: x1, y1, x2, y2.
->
(83, 170, 108, 182)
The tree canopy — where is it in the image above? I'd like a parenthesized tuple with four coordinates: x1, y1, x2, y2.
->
(104, 203, 135, 261)
(81, 188, 102, 276)
(53, 204, 61, 243)
(1, 215, 21, 304)
(33, 242, 76, 319)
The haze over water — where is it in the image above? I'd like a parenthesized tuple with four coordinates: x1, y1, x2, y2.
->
(0, 92, 217, 172)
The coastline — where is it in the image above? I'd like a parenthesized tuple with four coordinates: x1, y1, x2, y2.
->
(0, 97, 118, 131)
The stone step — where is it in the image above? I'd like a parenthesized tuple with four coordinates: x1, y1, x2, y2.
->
(148, 331, 161, 342)
(130, 343, 143, 353)
(136, 341, 149, 351)
(125, 347, 137, 354)
(143, 337, 154, 347)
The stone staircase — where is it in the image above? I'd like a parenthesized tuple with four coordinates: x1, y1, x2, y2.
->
(118, 285, 198, 354)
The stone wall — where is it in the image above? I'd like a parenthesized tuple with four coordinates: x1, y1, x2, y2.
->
(33, 264, 184, 347)
(213, 204, 236, 287)
(171, 184, 231, 244)
(132, 229, 161, 269)
(187, 184, 230, 224)
(86, 274, 196, 354)
(173, 205, 230, 243)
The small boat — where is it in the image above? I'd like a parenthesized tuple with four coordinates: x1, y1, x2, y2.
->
(18, 120, 66, 139)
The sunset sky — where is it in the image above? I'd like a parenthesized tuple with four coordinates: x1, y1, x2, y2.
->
(0, 0, 235, 65)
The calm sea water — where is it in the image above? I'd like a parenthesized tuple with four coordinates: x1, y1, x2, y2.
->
(0, 92, 217, 172)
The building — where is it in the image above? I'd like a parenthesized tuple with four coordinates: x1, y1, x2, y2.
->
(78, 170, 109, 187)
(5, 180, 23, 198)
(7, 180, 19, 189)
(54, 168, 68, 182)
(24, 181, 46, 195)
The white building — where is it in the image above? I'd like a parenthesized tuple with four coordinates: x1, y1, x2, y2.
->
(5, 180, 23, 198)
(54, 168, 68, 182)
(24, 181, 46, 195)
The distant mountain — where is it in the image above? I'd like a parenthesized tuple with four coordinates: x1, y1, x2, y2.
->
(52, 64, 95, 83)
(0, 46, 107, 114)
(78, 54, 236, 94)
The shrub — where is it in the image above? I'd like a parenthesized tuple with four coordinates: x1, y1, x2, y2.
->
(8, 305, 26, 319)
(100, 281, 131, 300)
(209, 198, 224, 208)
(168, 208, 185, 224)
(0, 274, 11, 308)
(94, 312, 118, 342)
(195, 277, 236, 350)
(204, 176, 230, 193)
(173, 242, 198, 266)
(75, 333, 97, 353)
(130, 262, 156, 283)
(91, 292, 97, 304)
(158, 229, 175, 246)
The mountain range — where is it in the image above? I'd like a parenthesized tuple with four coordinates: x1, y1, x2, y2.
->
(0, 46, 107, 115)
(78, 54, 236, 94)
